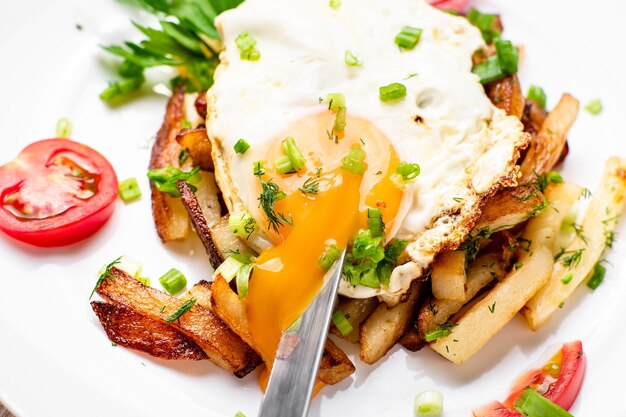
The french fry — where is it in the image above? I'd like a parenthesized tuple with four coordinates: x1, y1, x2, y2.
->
(359, 280, 425, 364)
(430, 245, 553, 364)
(91, 301, 208, 361)
(486, 74, 524, 119)
(410, 252, 506, 351)
(209, 215, 252, 258)
(181, 280, 213, 309)
(520, 94, 579, 181)
(522, 182, 583, 253)
(330, 296, 379, 343)
(178, 179, 224, 268)
(522, 157, 626, 330)
(210, 275, 355, 384)
(150, 86, 191, 242)
(96, 268, 261, 377)
(176, 127, 214, 171)
(431, 251, 467, 301)
(473, 186, 544, 233)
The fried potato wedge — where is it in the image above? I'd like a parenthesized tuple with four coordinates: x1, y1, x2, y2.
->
(176, 127, 214, 171)
(91, 301, 208, 361)
(406, 252, 507, 351)
(522, 157, 626, 330)
(430, 245, 553, 364)
(360, 280, 425, 364)
(178, 179, 223, 268)
(520, 94, 579, 181)
(96, 268, 261, 377)
(431, 251, 467, 301)
(210, 215, 251, 258)
(473, 186, 544, 234)
(330, 297, 379, 343)
(523, 182, 583, 253)
(211, 275, 355, 384)
(486, 75, 524, 120)
(181, 280, 213, 309)
(150, 87, 191, 242)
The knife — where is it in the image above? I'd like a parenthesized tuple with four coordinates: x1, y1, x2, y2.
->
(257, 248, 347, 417)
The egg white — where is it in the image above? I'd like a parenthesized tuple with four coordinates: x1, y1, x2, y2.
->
(207, 0, 529, 303)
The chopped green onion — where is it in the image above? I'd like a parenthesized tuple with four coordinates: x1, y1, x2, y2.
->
(56, 118, 72, 138)
(368, 208, 385, 238)
(165, 298, 196, 323)
(345, 50, 362, 66)
(116, 255, 143, 279)
(118, 177, 142, 202)
(527, 85, 547, 109)
(319, 244, 341, 270)
(424, 329, 448, 342)
(472, 56, 504, 84)
(234, 412, 247, 417)
(352, 230, 385, 262)
(341, 147, 367, 176)
(395, 26, 423, 50)
(253, 160, 265, 176)
(334, 106, 347, 133)
(329, 0, 341, 9)
(326, 93, 346, 112)
(136, 276, 150, 286)
(396, 162, 421, 180)
(585, 99, 603, 115)
(147, 166, 201, 197)
(359, 268, 381, 288)
(178, 148, 190, 165)
(466, 8, 502, 43)
(379, 82, 407, 102)
(214, 256, 245, 282)
(377, 239, 408, 287)
(414, 390, 444, 417)
(281, 137, 307, 172)
(180, 119, 193, 129)
(332, 310, 353, 336)
(494, 38, 518, 74)
(229, 211, 257, 239)
(235, 32, 256, 51)
(561, 273, 573, 284)
(159, 268, 187, 295)
(274, 155, 295, 174)
(235, 32, 260, 61)
(514, 388, 573, 417)
(234, 139, 250, 154)
(236, 263, 254, 299)
(587, 262, 606, 290)
(99, 76, 144, 102)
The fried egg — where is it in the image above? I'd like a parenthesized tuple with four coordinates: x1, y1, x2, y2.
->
(207, 0, 528, 362)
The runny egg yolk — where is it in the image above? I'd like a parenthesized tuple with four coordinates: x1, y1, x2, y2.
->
(245, 112, 404, 366)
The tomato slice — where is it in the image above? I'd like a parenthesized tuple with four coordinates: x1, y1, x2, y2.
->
(474, 341, 586, 416)
(0, 139, 118, 247)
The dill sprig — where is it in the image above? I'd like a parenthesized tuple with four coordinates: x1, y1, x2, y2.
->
(165, 297, 196, 323)
(254, 163, 293, 233)
(299, 168, 322, 196)
(523, 170, 563, 193)
(90, 257, 121, 299)
(571, 223, 589, 245)
(555, 248, 585, 268)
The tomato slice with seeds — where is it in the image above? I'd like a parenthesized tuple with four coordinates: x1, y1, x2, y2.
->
(0, 139, 118, 247)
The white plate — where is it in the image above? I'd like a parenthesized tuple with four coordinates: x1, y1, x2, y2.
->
(1, 0, 625, 416)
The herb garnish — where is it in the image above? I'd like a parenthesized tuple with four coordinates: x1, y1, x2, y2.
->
(90, 257, 121, 299)
(165, 298, 197, 323)
(299, 168, 322, 196)
(254, 162, 293, 233)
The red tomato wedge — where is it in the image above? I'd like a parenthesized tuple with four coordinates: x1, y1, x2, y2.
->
(428, 0, 469, 12)
(474, 341, 586, 416)
(0, 139, 118, 247)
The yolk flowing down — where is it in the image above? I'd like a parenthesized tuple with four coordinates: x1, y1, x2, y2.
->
(245, 113, 403, 367)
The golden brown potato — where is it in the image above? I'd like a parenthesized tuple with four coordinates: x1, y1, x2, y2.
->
(91, 301, 208, 361)
(149, 87, 191, 242)
(210, 215, 252, 258)
(486, 75, 524, 120)
(429, 245, 553, 364)
(330, 297, 379, 343)
(181, 280, 213, 309)
(520, 94, 579, 181)
(210, 275, 355, 385)
(473, 186, 545, 234)
(431, 251, 467, 301)
(523, 157, 626, 330)
(176, 127, 214, 171)
(96, 268, 261, 378)
(359, 280, 425, 364)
